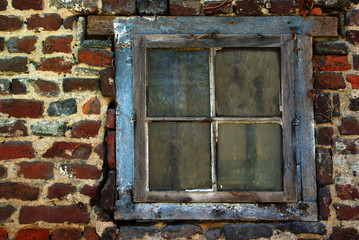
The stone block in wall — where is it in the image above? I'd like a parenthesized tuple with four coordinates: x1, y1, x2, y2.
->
(31, 120, 67, 136)
(102, 0, 136, 15)
(119, 226, 157, 240)
(137, 0, 167, 15)
(162, 224, 203, 239)
(0, 79, 9, 95)
(12, 0, 43, 10)
(0, 15, 23, 31)
(291, 222, 326, 235)
(204, 227, 222, 240)
(6, 36, 37, 54)
(314, 41, 348, 55)
(169, 0, 202, 16)
(204, 0, 233, 15)
(47, 98, 77, 116)
(50, 0, 98, 14)
(235, 0, 264, 15)
(314, 0, 351, 8)
(223, 224, 273, 240)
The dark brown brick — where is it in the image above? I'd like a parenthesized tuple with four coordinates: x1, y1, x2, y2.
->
(169, 0, 201, 16)
(0, 57, 28, 72)
(52, 228, 81, 240)
(63, 78, 98, 92)
(334, 204, 359, 220)
(0, 182, 39, 200)
(269, 0, 295, 14)
(62, 164, 101, 179)
(0, 15, 23, 31)
(333, 92, 340, 117)
(63, 15, 76, 30)
(335, 138, 359, 155)
(100, 67, 115, 98)
(235, 0, 263, 15)
(31, 80, 60, 97)
(20, 204, 89, 224)
(0, 37, 4, 51)
(315, 92, 331, 123)
(94, 143, 105, 160)
(316, 147, 333, 185)
(107, 130, 115, 169)
(107, 108, 115, 129)
(223, 224, 272, 240)
(0, 141, 34, 160)
(102, 0, 136, 15)
(313, 55, 350, 71)
(346, 30, 359, 46)
(100, 170, 115, 211)
(0, 0, 7, 10)
(119, 226, 157, 240)
(314, 42, 349, 55)
(7, 36, 37, 53)
(330, 227, 359, 240)
(339, 117, 359, 135)
(15, 229, 49, 240)
(43, 35, 72, 54)
(101, 227, 117, 240)
(12, 0, 43, 10)
(36, 57, 74, 73)
(48, 183, 76, 199)
(0, 205, 15, 223)
(84, 227, 100, 240)
(43, 142, 92, 160)
(349, 98, 359, 111)
(72, 120, 101, 138)
(0, 165, 6, 178)
(11, 79, 27, 94)
(78, 48, 113, 67)
(204, 0, 232, 15)
(0, 119, 27, 137)
(27, 14, 62, 31)
(291, 222, 326, 235)
(346, 10, 359, 26)
(81, 184, 100, 201)
(18, 161, 53, 179)
(336, 184, 359, 200)
(83, 97, 101, 115)
(353, 55, 359, 70)
(319, 187, 331, 220)
(316, 126, 333, 146)
(0, 99, 43, 118)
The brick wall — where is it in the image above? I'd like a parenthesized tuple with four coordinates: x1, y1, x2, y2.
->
(0, 0, 358, 239)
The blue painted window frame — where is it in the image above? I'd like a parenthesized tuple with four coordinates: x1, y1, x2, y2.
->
(114, 16, 336, 221)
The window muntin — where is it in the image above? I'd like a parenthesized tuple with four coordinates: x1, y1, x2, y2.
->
(133, 35, 296, 203)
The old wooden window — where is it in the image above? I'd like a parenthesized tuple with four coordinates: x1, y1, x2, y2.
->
(109, 16, 338, 221)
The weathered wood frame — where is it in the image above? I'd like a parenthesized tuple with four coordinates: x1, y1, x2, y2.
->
(133, 34, 296, 204)
(112, 16, 338, 221)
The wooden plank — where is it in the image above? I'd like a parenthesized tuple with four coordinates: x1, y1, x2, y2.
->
(115, 201, 317, 221)
(88, 16, 337, 37)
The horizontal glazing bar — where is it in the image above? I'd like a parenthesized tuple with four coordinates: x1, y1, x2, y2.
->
(145, 117, 282, 123)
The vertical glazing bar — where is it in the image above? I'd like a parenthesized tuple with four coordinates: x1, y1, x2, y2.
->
(210, 48, 217, 192)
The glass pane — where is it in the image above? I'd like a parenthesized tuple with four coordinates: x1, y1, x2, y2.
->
(149, 122, 211, 191)
(217, 123, 283, 191)
(216, 48, 281, 117)
(147, 49, 210, 117)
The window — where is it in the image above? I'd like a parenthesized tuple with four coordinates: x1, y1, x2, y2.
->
(114, 16, 338, 221)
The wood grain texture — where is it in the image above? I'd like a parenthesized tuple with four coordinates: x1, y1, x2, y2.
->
(88, 16, 337, 37)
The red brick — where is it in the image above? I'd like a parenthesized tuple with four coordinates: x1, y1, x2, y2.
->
(169, 0, 202, 16)
(0, 120, 27, 137)
(62, 164, 101, 179)
(0, 57, 28, 72)
(31, 80, 60, 97)
(52, 228, 81, 240)
(0, 141, 34, 160)
(0, 15, 23, 31)
(314, 72, 345, 90)
(316, 126, 333, 146)
(36, 57, 74, 73)
(43, 142, 92, 160)
(11, 79, 27, 94)
(83, 97, 101, 115)
(313, 55, 350, 71)
(84, 227, 100, 240)
(72, 120, 101, 138)
(43, 35, 72, 54)
(347, 74, 359, 89)
(78, 48, 113, 67)
(107, 109, 115, 129)
(20, 204, 89, 224)
(0, 99, 43, 118)
(330, 227, 359, 240)
(100, 67, 115, 98)
(0, 182, 39, 200)
(12, 0, 43, 10)
(63, 15, 76, 30)
(18, 161, 53, 179)
(0, 228, 7, 240)
(94, 143, 105, 160)
(6, 36, 37, 54)
(0, 0, 7, 10)
(346, 30, 359, 46)
(107, 130, 115, 169)
(339, 117, 359, 135)
(63, 78, 98, 92)
(15, 229, 49, 240)
(27, 14, 62, 31)
(81, 184, 100, 201)
(316, 147, 333, 186)
(204, 0, 232, 15)
(269, 0, 294, 14)
(334, 204, 359, 220)
(235, 0, 263, 15)
(0, 165, 6, 178)
(336, 184, 359, 200)
(48, 183, 76, 199)
(0, 205, 15, 222)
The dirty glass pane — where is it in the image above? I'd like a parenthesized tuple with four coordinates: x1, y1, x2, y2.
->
(217, 123, 283, 191)
(149, 122, 211, 191)
(216, 48, 281, 117)
(147, 49, 210, 117)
